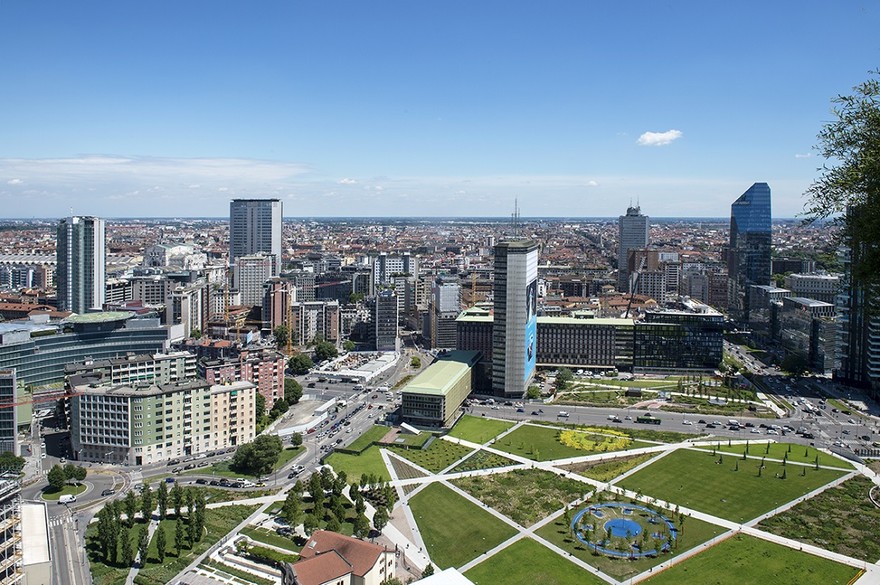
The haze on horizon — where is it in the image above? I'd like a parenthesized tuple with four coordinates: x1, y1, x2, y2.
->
(1, 1, 878, 219)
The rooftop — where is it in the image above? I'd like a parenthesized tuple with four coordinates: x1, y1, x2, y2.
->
(65, 311, 132, 324)
(402, 351, 479, 396)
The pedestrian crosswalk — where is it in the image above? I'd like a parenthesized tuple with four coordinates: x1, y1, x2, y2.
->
(48, 516, 71, 529)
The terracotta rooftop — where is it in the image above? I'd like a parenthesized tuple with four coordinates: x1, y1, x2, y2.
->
(298, 530, 386, 577)
(291, 549, 352, 585)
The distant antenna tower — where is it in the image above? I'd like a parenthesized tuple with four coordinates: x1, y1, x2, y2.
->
(511, 198, 521, 238)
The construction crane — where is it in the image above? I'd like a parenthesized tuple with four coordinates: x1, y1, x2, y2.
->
(286, 285, 294, 356)
(624, 255, 647, 318)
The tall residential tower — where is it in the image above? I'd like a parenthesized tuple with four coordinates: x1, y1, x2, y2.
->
(56, 216, 106, 313)
(618, 205, 649, 293)
(229, 199, 283, 274)
(492, 240, 539, 398)
(727, 183, 772, 320)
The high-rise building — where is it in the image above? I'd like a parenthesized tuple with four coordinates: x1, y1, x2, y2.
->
(492, 240, 539, 397)
(0, 371, 18, 456)
(372, 252, 418, 285)
(234, 254, 274, 307)
(618, 205, 649, 293)
(373, 289, 399, 352)
(229, 199, 282, 274)
(56, 216, 106, 313)
(727, 183, 772, 320)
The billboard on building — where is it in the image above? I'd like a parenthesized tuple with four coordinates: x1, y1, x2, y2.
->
(525, 278, 537, 381)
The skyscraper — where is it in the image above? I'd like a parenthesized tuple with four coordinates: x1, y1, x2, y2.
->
(492, 240, 539, 398)
(727, 183, 772, 320)
(229, 199, 283, 274)
(618, 205, 649, 292)
(56, 216, 106, 313)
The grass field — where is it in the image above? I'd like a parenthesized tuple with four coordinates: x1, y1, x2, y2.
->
(452, 469, 588, 527)
(390, 439, 473, 472)
(342, 425, 390, 453)
(41, 482, 87, 500)
(617, 449, 848, 522)
(201, 560, 274, 585)
(240, 526, 301, 552)
(695, 442, 853, 469)
(562, 453, 657, 482)
(183, 446, 304, 479)
(535, 502, 726, 581)
(450, 450, 518, 473)
(324, 446, 391, 483)
(465, 538, 605, 585)
(495, 424, 650, 461)
(537, 421, 699, 444)
(643, 534, 859, 585)
(409, 483, 517, 569)
(447, 415, 515, 443)
(758, 475, 880, 561)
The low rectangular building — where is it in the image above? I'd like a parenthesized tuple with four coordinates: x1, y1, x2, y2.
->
(401, 351, 479, 428)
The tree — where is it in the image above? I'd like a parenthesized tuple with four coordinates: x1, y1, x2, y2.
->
(232, 434, 283, 476)
(171, 482, 183, 518)
(284, 378, 303, 404)
(274, 325, 290, 349)
(290, 432, 303, 447)
(353, 512, 370, 538)
(373, 505, 389, 533)
(0, 451, 25, 474)
(325, 515, 341, 533)
(124, 490, 138, 526)
(156, 525, 167, 563)
(555, 368, 574, 392)
(806, 72, 880, 297)
(314, 341, 339, 362)
(421, 564, 435, 578)
(343, 339, 355, 352)
(255, 393, 267, 416)
(157, 481, 168, 520)
(141, 484, 154, 521)
(281, 491, 301, 525)
(526, 385, 541, 399)
(136, 525, 150, 562)
(47, 465, 66, 491)
(121, 526, 134, 567)
(303, 513, 318, 536)
(781, 351, 809, 377)
(410, 356, 421, 368)
(270, 398, 290, 419)
(288, 353, 314, 375)
(174, 517, 186, 554)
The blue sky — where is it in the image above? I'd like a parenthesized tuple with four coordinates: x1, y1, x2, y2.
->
(1, 1, 878, 218)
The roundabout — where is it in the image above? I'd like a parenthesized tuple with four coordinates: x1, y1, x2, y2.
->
(571, 502, 676, 558)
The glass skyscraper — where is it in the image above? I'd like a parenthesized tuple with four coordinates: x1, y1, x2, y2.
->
(229, 199, 283, 274)
(56, 216, 106, 314)
(727, 183, 772, 320)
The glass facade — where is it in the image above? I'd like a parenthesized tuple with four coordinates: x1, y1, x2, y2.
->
(728, 183, 772, 320)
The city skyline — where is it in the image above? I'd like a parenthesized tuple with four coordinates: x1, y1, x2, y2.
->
(2, 2, 879, 218)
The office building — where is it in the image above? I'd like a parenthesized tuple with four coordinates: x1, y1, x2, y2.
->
(627, 250, 680, 303)
(372, 252, 418, 286)
(56, 216, 106, 314)
(634, 306, 725, 372)
(289, 301, 340, 347)
(784, 273, 841, 305)
(427, 279, 461, 349)
(618, 205, 649, 293)
(229, 199, 282, 274)
(64, 351, 197, 387)
(262, 278, 297, 333)
(166, 282, 207, 338)
(0, 479, 22, 584)
(0, 372, 17, 457)
(70, 379, 256, 465)
(373, 290, 399, 352)
(727, 183, 772, 320)
(401, 351, 479, 428)
(491, 240, 539, 398)
(234, 254, 274, 307)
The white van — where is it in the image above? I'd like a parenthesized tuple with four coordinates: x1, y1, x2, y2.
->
(58, 494, 77, 504)
(558, 411, 570, 418)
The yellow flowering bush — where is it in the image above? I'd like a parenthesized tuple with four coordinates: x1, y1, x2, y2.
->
(559, 429, 632, 452)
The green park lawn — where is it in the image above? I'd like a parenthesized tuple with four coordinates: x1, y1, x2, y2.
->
(182, 446, 304, 479)
(447, 415, 515, 443)
(450, 450, 518, 473)
(465, 538, 605, 585)
(643, 534, 860, 585)
(494, 424, 650, 461)
(617, 449, 848, 523)
(324, 446, 391, 484)
(409, 483, 517, 569)
(562, 453, 657, 483)
(42, 482, 87, 501)
(535, 502, 726, 581)
(695, 442, 853, 470)
(452, 469, 588, 527)
(343, 425, 390, 453)
(390, 439, 473, 472)
(240, 526, 301, 552)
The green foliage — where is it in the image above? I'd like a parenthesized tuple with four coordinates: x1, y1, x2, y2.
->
(155, 525, 166, 563)
(0, 451, 25, 474)
(284, 378, 303, 403)
(157, 481, 168, 520)
(288, 353, 314, 375)
(781, 351, 809, 376)
(555, 368, 574, 392)
(410, 356, 421, 368)
(273, 325, 290, 349)
(314, 341, 339, 362)
(343, 339, 356, 351)
(232, 435, 283, 476)
(373, 505, 389, 533)
(290, 432, 303, 447)
(806, 71, 880, 298)
(526, 385, 542, 399)
(47, 465, 65, 491)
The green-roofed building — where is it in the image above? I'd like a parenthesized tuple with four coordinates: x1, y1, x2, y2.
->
(401, 350, 480, 428)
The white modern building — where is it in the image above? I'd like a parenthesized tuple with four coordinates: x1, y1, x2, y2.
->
(234, 253, 274, 307)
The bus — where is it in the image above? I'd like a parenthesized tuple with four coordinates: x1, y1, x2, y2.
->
(636, 415, 661, 425)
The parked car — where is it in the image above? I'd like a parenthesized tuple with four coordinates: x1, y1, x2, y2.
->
(195, 479, 208, 485)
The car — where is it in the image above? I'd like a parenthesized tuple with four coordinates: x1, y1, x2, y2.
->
(705, 423, 717, 429)
(516, 408, 525, 413)
(184, 463, 197, 470)
(750, 428, 761, 434)
(682, 420, 693, 425)
(101, 489, 116, 497)
(165, 477, 175, 483)
(744, 422, 755, 428)
(198, 461, 210, 468)
(531, 410, 541, 415)
(59, 458, 66, 463)
(767, 429, 779, 435)
(848, 418, 857, 424)
(860, 435, 871, 441)
(367, 413, 374, 418)
(842, 429, 850, 435)
(335, 439, 343, 444)
(195, 478, 208, 485)
(698, 419, 707, 424)
(167, 459, 181, 466)
(209, 480, 221, 486)
(171, 467, 182, 473)
(41, 452, 46, 459)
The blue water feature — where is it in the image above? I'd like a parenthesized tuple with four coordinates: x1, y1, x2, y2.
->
(604, 518, 642, 538)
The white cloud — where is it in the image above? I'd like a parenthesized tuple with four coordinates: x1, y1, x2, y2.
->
(637, 130, 683, 146)
(586, 180, 599, 187)
(6, 178, 23, 185)
(794, 153, 813, 159)
(337, 178, 357, 185)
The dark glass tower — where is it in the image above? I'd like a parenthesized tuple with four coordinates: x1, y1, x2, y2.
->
(727, 183, 772, 321)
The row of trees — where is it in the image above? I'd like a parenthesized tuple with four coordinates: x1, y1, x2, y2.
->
(94, 483, 207, 566)
(47, 463, 86, 491)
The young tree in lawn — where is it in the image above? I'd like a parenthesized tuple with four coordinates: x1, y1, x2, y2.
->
(353, 512, 370, 538)
(175, 517, 186, 554)
(124, 490, 138, 527)
(157, 480, 168, 520)
(325, 515, 341, 533)
(303, 513, 318, 536)
(120, 526, 134, 567)
(156, 525, 167, 563)
(373, 505, 389, 534)
(137, 526, 149, 565)
(281, 490, 301, 526)
(171, 482, 183, 518)
(47, 465, 66, 491)
(140, 484, 154, 521)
